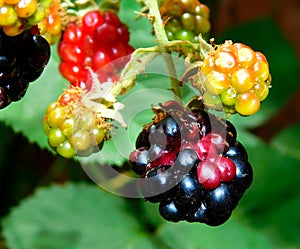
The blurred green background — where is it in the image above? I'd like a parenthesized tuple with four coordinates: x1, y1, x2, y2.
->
(0, 0, 300, 248)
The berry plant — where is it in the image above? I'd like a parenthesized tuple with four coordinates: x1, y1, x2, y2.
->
(0, 0, 299, 248)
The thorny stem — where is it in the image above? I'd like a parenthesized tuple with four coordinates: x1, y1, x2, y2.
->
(145, 0, 182, 100)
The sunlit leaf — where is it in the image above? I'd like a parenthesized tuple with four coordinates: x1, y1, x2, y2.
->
(158, 218, 277, 249)
(2, 183, 156, 249)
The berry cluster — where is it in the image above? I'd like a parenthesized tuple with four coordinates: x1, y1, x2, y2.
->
(37, 0, 62, 45)
(57, 10, 134, 90)
(0, 0, 61, 38)
(129, 100, 253, 225)
(42, 86, 108, 158)
(159, 0, 210, 42)
(201, 41, 271, 116)
(0, 28, 50, 109)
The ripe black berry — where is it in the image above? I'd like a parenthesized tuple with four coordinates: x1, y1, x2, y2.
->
(225, 120, 237, 146)
(136, 128, 151, 149)
(156, 116, 181, 149)
(174, 173, 204, 207)
(228, 156, 253, 195)
(205, 183, 238, 216)
(159, 199, 183, 222)
(204, 211, 232, 227)
(130, 100, 253, 226)
(186, 201, 207, 223)
(0, 86, 10, 109)
(224, 141, 248, 160)
(21, 35, 51, 75)
(174, 148, 199, 173)
(0, 29, 50, 109)
(129, 148, 150, 175)
(140, 165, 178, 203)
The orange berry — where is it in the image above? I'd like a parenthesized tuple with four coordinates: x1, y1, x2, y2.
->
(4, 0, 19, 4)
(201, 56, 215, 75)
(233, 43, 256, 68)
(2, 20, 23, 36)
(252, 60, 270, 82)
(235, 92, 260, 116)
(15, 0, 37, 18)
(205, 70, 230, 95)
(231, 68, 255, 93)
(214, 50, 238, 74)
(46, 13, 61, 35)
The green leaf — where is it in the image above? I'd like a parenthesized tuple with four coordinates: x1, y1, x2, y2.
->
(231, 130, 300, 215)
(2, 182, 156, 249)
(158, 218, 277, 249)
(216, 17, 299, 128)
(249, 192, 300, 248)
(270, 123, 300, 160)
(119, 0, 155, 48)
(0, 45, 66, 150)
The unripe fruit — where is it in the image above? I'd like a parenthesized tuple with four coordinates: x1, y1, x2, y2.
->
(201, 41, 271, 116)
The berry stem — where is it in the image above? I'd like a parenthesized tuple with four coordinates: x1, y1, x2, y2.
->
(145, 0, 182, 100)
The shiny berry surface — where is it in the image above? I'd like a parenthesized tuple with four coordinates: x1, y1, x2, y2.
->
(129, 100, 253, 226)
(201, 41, 271, 116)
(57, 10, 134, 89)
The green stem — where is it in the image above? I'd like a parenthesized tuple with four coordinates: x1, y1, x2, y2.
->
(145, 0, 182, 100)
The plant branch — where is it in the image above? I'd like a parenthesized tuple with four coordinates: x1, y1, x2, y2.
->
(145, 0, 182, 100)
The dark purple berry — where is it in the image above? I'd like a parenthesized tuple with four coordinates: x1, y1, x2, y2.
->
(0, 86, 10, 109)
(174, 173, 204, 208)
(5, 78, 29, 101)
(129, 148, 150, 175)
(204, 211, 232, 226)
(225, 120, 237, 145)
(156, 116, 181, 149)
(174, 149, 199, 173)
(159, 199, 183, 222)
(205, 183, 238, 216)
(141, 165, 178, 203)
(224, 141, 248, 160)
(22, 68, 44, 82)
(136, 128, 151, 149)
(228, 156, 253, 195)
(20, 35, 51, 74)
(186, 201, 207, 223)
(192, 109, 211, 136)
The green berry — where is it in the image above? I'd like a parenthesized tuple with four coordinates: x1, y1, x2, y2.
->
(71, 129, 92, 151)
(47, 105, 66, 128)
(90, 128, 105, 145)
(48, 128, 66, 147)
(56, 141, 76, 158)
(220, 87, 237, 106)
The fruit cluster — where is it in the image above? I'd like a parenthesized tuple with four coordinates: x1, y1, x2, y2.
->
(37, 0, 62, 45)
(57, 10, 134, 90)
(159, 0, 210, 42)
(0, 0, 61, 38)
(201, 41, 271, 116)
(42, 86, 108, 158)
(129, 100, 253, 225)
(0, 28, 50, 109)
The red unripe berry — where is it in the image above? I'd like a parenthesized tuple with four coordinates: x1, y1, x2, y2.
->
(92, 50, 112, 73)
(94, 23, 119, 47)
(103, 11, 121, 26)
(197, 160, 220, 190)
(215, 156, 236, 182)
(58, 42, 85, 64)
(82, 10, 105, 35)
